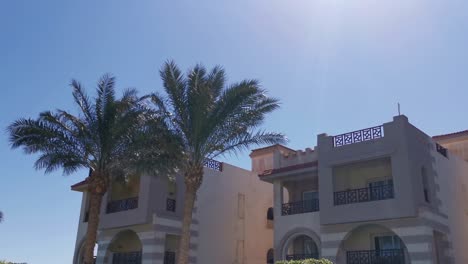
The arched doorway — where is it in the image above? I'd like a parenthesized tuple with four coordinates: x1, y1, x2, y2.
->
(284, 234, 319, 260)
(107, 230, 142, 264)
(337, 224, 409, 264)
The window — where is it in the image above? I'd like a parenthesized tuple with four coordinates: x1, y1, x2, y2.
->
(302, 191, 318, 201)
(368, 179, 393, 188)
(267, 248, 274, 264)
(238, 193, 245, 219)
(374, 235, 402, 251)
(302, 191, 319, 212)
(166, 180, 177, 212)
(368, 179, 393, 200)
(168, 180, 177, 196)
(291, 235, 318, 257)
(267, 207, 274, 221)
(422, 167, 430, 203)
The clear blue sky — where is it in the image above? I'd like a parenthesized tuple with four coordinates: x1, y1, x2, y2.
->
(1, 0, 468, 263)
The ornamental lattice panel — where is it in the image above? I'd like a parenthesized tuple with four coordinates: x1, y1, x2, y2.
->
(333, 126, 384, 147)
(203, 159, 223, 171)
(166, 198, 176, 212)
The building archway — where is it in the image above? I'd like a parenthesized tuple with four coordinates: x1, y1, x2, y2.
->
(336, 224, 410, 264)
(279, 228, 321, 261)
(106, 230, 142, 264)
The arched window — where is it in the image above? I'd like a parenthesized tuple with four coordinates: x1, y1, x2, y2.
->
(267, 207, 274, 221)
(267, 248, 274, 264)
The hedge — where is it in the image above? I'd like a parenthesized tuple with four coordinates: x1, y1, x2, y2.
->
(276, 259, 333, 264)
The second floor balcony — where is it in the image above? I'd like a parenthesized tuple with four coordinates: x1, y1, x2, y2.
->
(106, 197, 139, 214)
(334, 182, 394, 206)
(333, 157, 394, 206)
(106, 175, 140, 214)
(282, 199, 319, 216)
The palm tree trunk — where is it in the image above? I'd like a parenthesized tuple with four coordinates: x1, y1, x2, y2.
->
(83, 192, 103, 264)
(176, 184, 197, 264)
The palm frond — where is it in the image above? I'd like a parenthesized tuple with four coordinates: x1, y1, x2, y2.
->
(209, 130, 287, 158)
(71, 80, 95, 125)
(152, 62, 286, 167)
(95, 73, 116, 122)
(34, 152, 86, 175)
(160, 61, 189, 136)
(206, 65, 225, 100)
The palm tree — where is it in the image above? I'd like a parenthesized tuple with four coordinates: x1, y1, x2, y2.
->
(150, 61, 286, 264)
(8, 75, 180, 264)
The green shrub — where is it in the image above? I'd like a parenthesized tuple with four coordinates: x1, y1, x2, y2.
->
(276, 258, 333, 264)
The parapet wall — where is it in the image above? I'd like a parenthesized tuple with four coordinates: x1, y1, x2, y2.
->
(275, 146, 318, 168)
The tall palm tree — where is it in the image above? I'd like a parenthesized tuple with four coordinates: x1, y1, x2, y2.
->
(8, 75, 180, 264)
(151, 61, 286, 264)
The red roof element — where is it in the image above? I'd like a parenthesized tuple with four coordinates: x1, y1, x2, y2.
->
(433, 130, 468, 140)
(259, 161, 318, 177)
(70, 178, 89, 190)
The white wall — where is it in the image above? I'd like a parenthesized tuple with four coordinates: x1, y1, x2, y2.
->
(432, 149, 468, 264)
(73, 191, 89, 263)
(196, 163, 274, 264)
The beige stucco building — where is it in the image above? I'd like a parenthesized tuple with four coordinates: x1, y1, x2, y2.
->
(252, 115, 468, 264)
(73, 115, 468, 264)
(71, 161, 274, 264)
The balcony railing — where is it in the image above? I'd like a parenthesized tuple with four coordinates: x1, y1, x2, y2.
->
(282, 199, 319, 215)
(166, 198, 176, 212)
(333, 126, 384, 147)
(347, 249, 405, 264)
(112, 251, 142, 264)
(204, 158, 223, 171)
(286, 253, 319, 261)
(334, 183, 394, 206)
(106, 197, 139, 214)
(164, 251, 176, 264)
(436, 143, 448, 158)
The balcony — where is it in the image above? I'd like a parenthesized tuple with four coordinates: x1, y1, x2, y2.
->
(346, 249, 405, 264)
(112, 251, 142, 264)
(334, 183, 394, 206)
(106, 197, 139, 214)
(281, 199, 319, 215)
